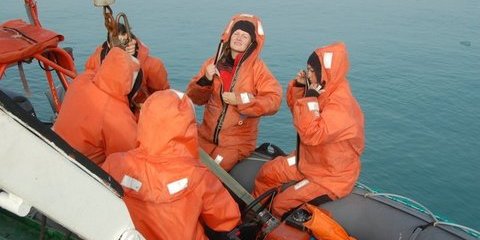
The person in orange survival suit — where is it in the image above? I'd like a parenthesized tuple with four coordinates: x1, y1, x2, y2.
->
(53, 47, 139, 166)
(85, 23, 170, 115)
(102, 90, 241, 240)
(186, 14, 282, 171)
(253, 42, 365, 218)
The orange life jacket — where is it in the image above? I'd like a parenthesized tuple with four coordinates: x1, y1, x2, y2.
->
(303, 204, 356, 240)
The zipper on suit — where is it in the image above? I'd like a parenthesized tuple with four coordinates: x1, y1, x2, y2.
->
(212, 54, 246, 145)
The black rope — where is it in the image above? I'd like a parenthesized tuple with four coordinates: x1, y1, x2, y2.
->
(37, 52, 56, 72)
(242, 187, 278, 218)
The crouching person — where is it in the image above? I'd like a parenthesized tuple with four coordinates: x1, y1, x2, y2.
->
(102, 90, 241, 239)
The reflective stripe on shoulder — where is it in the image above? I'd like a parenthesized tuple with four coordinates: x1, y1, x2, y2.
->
(167, 178, 189, 195)
(121, 175, 142, 192)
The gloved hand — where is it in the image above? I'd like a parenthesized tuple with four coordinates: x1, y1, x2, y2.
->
(305, 82, 325, 97)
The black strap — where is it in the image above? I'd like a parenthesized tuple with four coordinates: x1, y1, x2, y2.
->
(408, 222, 435, 240)
(128, 69, 143, 103)
(197, 75, 213, 87)
(280, 193, 332, 221)
(254, 142, 287, 159)
(308, 194, 332, 206)
(100, 41, 110, 63)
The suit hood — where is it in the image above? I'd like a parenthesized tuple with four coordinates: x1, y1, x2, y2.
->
(92, 47, 139, 101)
(136, 90, 198, 159)
(218, 13, 265, 67)
(314, 42, 350, 96)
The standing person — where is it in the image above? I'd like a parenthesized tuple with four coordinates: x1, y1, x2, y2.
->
(253, 42, 365, 218)
(53, 47, 139, 165)
(102, 90, 241, 240)
(85, 23, 170, 114)
(186, 14, 282, 171)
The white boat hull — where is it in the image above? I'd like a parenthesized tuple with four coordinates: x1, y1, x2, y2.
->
(0, 92, 141, 240)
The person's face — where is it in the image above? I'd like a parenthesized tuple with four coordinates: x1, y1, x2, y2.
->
(230, 29, 252, 53)
(307, 64, 317, 84)
(118, 33, 129, 45)
(108, 32, 129, 46)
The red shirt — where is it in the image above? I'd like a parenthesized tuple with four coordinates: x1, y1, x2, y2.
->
(219, 53, 243, 91)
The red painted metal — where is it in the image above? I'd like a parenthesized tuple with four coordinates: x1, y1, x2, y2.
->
(24, 0, 42, 27)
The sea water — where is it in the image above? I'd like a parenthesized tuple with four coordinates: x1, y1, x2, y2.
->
(1, 0, 479, 230)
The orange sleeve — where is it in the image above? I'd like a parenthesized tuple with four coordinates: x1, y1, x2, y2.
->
(185, 58, 215, 106)
(100, 153, 116, 172)
(293, 94, 359, 146)
(201, 172, 241, 231)
(102, 105, 137, 157)
(286, 79, 305, 113)
(236, 62, 282, 117)
(143, 56, 170, 92)
(100, 152, 125, 177)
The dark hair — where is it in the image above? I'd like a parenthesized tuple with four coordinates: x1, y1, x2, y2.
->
(307, 52, 322, 84)
(216, 20, 257, 69)
(217, 41, 257, 70)
(230, 20, 256, 42)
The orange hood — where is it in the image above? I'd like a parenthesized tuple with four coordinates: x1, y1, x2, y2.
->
(218, 13, 265, 68)
(314, 42, 349, 98)
(92, 47, 139, 102)
(136, 90, 198, 159)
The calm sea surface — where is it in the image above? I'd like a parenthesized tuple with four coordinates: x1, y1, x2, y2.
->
(1, 0, 479, 230)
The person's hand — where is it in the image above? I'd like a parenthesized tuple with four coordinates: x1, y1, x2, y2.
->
(305, 82, 325, 98)
(222, 92, 238, 105)
(205, 64, 219, 81)
(295, 70, 307, 85)
(125, 39, 137, 56)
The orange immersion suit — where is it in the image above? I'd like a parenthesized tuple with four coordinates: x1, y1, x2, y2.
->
(254, 42, 365, 217)
(102, 90, 241, 240)
(186, 14, 282, 171)
(53, 47, 139, 165)
(85, 38, 169, 109)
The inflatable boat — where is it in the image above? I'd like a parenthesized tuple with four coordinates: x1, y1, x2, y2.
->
(229, 148, 480, 240)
